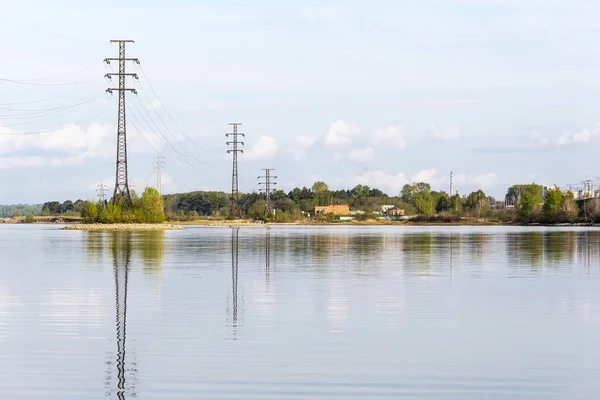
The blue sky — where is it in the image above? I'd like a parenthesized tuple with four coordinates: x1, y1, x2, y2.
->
(1, 0, 600, 204)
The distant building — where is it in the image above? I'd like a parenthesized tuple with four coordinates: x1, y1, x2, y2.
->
(381, 205, 395, 213)
(387, 207, 405, 217)
(314, 204, 350, 215)
(542, 185, 560, 198)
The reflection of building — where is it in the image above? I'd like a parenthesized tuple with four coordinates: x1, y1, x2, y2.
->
(314, 204, 350, 215)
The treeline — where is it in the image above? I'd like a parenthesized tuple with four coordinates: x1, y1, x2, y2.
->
(0, 204, 42, 218)
(41, 200, 86, 216)
(162, 182, 407, 221)
(506, 183, 599, 224)
(81, 187, 166, 224)
(21, 181, 600, 225)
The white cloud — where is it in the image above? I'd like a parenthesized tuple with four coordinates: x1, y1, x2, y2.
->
(430, 126, 461, 140)
(454, 173, 501, 190)
(411, 168, 438, 183)
(325, 120, 359, 148)
(0, 156, 46, 170)
(529, 132, 549, 146)
(245, 135, 279, 160)
(371, 125, 406, 149)
(348, 147, 374, 163)
(0, 123, 114, 156)
(286, 136, 316, 161)
(352, 170, 409, 195)
(554, 124, 600, 146)
(295, 136, 315, 148)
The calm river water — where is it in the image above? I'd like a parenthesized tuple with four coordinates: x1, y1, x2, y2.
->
(1, 225, 600, 399)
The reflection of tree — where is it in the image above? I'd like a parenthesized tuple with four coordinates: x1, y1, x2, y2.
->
(464, 233, 488, 261)
(506, 232, 544, 269)
(505, 230, 599, 270)
(402, 233, 434, 270)
(544, 231, 576, 266)
(105, 233, 137, 399)
(85, 232, 105, 262)
(136, 231, 165, 274)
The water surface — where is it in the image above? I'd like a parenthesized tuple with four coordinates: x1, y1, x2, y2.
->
(1, 225, 599, 399)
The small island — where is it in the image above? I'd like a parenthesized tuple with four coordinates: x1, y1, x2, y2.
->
(61, 223, 184, 231)
(59, 187, 185, 231)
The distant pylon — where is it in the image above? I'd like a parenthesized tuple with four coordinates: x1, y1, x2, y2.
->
(258, 168, 277, 215)
(226, 123, 244, 217)
(450, 171, 454, 196)
(104, 40, 140, 205)
(97, 180, 108, 203)
(153, 154, 166, 194)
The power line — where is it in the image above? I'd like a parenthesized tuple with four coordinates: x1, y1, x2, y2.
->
(258, 168, 277, 215)
(0, 86, 100, 107)
(138, 66, 218, 156)
(104, 39, 139, 206)
(0, 77, 102, 87)
(0, 95, 103, 126)
(226, 123, 244, 217)
(0, 108, 110, 135)
(0, 66, 95, 82)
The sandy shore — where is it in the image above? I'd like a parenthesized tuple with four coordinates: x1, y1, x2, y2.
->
(61, 223, 185, 231)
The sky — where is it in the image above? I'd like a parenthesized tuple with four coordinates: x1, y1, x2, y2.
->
(1, 0, 600, 204)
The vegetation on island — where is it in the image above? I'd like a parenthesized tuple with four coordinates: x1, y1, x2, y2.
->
(4, 181, 600, 225)
(81, 187, 166, 224)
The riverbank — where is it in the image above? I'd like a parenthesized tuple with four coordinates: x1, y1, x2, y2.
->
(61, 223, 185, 231)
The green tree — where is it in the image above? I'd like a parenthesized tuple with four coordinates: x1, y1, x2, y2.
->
(435, 192, 451, 213)
(248, 199, 267, 219)
(82, 201, 99, 223)
(415, 191, 435, 215)
(451, 194, 464, 213)
(24, 214, 34, 223)
(62, 200, 74, 213)
(139, 187, 165, 223)
(518, 184, 543, 223)
(312, 181, 331, 206)
(543, 189, 563, 223)
(400, 184, 415, 205)
(465, 190, 489, 217)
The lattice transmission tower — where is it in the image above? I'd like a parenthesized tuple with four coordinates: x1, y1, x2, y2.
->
(104, 40, 140, 205)
(258, 168, 277, 215)
(153, 154, 166, 195)
(226, 123, 244, 217)
(96, 180, 108, 204)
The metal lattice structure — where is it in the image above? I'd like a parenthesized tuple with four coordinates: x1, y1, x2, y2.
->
(154, 154, 166, 195)
(226, 123, 244, 216)
(105, 40, 140, 205)
(258, 168, 277, 215)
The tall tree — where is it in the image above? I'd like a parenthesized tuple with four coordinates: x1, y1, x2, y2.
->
(543, 190, 563, 223)
(415, 191, 435, 215)
(518, 184, 543, 222)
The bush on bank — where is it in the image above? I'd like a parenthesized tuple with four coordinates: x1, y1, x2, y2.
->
(82, 187, 165, 224)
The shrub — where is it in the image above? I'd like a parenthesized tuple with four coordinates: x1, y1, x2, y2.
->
(24, 214, 34, 223)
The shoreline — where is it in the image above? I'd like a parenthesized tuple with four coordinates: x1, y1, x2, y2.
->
(60, 223, 186, 231)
